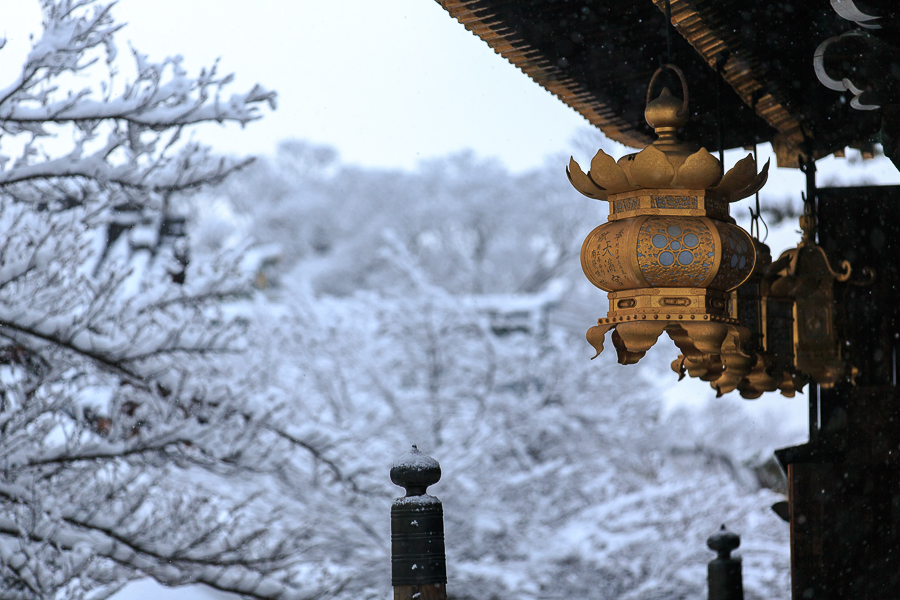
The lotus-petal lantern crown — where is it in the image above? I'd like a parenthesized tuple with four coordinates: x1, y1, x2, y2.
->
(567, 64, 769, 368)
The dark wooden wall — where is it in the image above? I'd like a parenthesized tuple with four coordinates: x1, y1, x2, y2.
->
(778, 185, 900, 599)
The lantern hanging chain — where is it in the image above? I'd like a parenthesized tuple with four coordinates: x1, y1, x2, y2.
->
(748, 92, 768, 242)
(747, 207, 769, 242)
(752, 147, 769, 242)
(754, 154, 762, 228)
(798, 136, 818, 245)
(715, 55, 725, 166)
(749, 140, 760, 239)
(664, 0, 674, 65)
(657, 2, 680, 105)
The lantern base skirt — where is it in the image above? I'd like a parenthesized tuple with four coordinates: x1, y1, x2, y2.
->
(588, 287, 758, 373)
(604, 287, 733, 322)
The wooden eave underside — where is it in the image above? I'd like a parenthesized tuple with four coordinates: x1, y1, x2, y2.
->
(649, 0, 806, 164)
(437, 0, 882, 167)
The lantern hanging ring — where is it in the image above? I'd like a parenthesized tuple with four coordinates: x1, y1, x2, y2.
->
(647, 64, 689, 117)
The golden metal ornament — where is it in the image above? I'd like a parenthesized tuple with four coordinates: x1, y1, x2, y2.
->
(769, 212, 851, 388)
(568, 64, 768, 367)
(734, 240, 809, 398)
(671, 239, 809, 398)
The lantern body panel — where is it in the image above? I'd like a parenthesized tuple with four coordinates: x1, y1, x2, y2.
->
(582, 213, 755, 294)
(709, 222, 756, 290)
(637, 216, 718, 287)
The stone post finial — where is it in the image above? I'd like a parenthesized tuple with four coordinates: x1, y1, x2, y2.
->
(391, 444, 441, 497)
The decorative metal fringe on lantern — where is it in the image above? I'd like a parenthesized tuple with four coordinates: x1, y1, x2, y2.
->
(672, 238, 809, 398)
(568, 65, 768, 377)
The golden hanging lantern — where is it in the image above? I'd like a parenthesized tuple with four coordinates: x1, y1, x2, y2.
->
(768, 211, 852, 388)
(568, 65, 769, 369)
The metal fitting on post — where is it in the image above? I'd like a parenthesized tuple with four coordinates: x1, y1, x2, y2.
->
(391, 445, 447, 600)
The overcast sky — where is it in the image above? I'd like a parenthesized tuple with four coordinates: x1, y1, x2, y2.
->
(0, 0, 590, 171)
(3, 0, 899, 182)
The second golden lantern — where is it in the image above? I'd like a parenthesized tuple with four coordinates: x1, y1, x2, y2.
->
(568, 65, 769, 377)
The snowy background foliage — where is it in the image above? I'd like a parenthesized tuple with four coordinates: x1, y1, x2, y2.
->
(0, 2, 810, 600)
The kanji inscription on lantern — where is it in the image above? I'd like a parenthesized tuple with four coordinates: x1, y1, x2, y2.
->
(613, 198, 640, 213)
(706, 198, 728, 220)
(581, 219, 639, 291)
(652, 195, 698, 209)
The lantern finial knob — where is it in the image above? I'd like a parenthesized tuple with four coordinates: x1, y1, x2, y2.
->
(645, 64, 690, 148)
(646, 87, 689, 134)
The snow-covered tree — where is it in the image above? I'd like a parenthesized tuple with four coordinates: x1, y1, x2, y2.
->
(214, 142, 594, 297)
(245, 267, 796, 600)
(0, 2, 350, 599)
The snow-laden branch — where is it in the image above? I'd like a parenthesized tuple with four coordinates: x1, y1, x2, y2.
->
(0, 508, 334, 600)
(0, 0, 121, 107)
(0, 1, 275, 128)
(0, 79, 276, 128)
(0, 0, 275, 208)
(0, 134, 254, 193)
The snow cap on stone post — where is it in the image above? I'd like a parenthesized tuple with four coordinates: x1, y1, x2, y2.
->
(391, 443, 441, 497)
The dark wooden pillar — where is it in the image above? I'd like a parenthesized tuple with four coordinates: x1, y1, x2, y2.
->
(776, 185, 900, 599)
